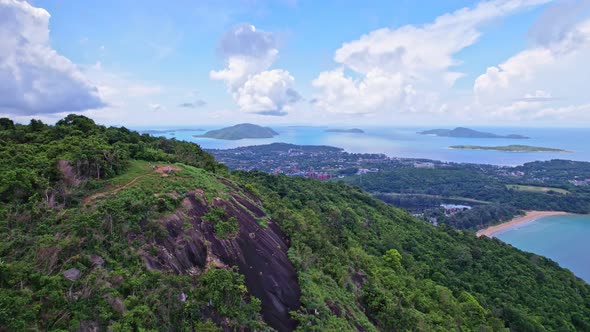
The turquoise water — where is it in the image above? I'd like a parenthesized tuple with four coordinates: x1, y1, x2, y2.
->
(496, 215, 590, 283)
(134, 126, 590, 165)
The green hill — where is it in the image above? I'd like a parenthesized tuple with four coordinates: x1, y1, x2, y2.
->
(1, 115, 589, 331)
(196, 123, 278, 140)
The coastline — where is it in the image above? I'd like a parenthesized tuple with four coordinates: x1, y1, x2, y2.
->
(448, 146, 570, 153)
(477, 211, 571, 238)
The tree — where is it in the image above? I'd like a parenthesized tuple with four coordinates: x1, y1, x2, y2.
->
(383, 249, 402, 270)
(0, 118, 14, 131)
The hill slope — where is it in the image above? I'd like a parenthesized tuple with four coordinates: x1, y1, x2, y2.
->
(1, 115, 589, 331)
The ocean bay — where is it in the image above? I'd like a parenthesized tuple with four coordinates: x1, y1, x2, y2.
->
(496, 215, 590, 283)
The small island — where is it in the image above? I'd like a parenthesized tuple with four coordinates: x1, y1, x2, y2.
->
(449, 145, 569, 152)
(419, 127, 529, 139)
(195, 123, 279, 140)
(325, 128, 364, 134)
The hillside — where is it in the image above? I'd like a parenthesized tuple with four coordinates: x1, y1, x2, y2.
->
(196, 123, 279, 140)
(419, 127, 529, 139)
(1, 115, 589, 331)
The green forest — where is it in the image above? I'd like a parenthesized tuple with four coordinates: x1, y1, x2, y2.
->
(345, 165, 590, 230)
(1, 115, 589, 331)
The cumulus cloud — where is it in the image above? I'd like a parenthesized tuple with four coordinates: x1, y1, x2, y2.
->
(0, 0, 105, 115)
(474, 15, 590, 121)
(312, 0, 551, 115)
(210, 24, 300, 115)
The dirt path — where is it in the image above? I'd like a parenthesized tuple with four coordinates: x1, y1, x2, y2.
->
(82, 164, 183, 205)
(83, 175, 145, 205)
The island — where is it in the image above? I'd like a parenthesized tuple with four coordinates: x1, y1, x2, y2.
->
(325, 128, 364, 133)
(419, 127, 529, 139)
(449, 145, 568, 152)
(194, 123, 279, 140)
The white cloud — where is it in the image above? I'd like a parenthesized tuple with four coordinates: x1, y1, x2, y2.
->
(312, 0, 552, 115)
(210, 24, 300, 116)
(0, 0, 105, 115)
(312, 68, 405, 114)
(474, 48, 554, 100)
(235, 69, 299, 115)
(473, 15, 590, 122)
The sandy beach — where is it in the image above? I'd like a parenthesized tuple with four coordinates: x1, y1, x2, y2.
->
(477, 211, 571, 238)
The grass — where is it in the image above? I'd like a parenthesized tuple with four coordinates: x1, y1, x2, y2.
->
(87, 160, 229, 205)
(506, 184, 569, 195)
(202, 207, 239, 239)
(125, 163, 228, 200)
(107, 160, 152, 186)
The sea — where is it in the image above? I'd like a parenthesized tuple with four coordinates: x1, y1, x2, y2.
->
(133, 126, 590, 166)
(134, 125, 590, 283)
(496, 215, 590, 283)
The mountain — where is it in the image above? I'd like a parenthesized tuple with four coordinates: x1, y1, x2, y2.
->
(419, 127, 529, 139)
(325, 128, 365, 133)
(196, 123, 279, 140)
(1, 115, 589, 331)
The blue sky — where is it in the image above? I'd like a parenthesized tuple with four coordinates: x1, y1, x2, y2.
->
(3, 0, 590, 126)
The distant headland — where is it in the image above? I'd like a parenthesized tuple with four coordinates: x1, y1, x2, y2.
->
(194, 123, 279, 140)
(419, 127, 529, 139)
(449, 145, 569, 152)
(325, 128, 364, 134)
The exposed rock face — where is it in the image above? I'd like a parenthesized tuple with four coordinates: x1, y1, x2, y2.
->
(142, 187, 301, 331)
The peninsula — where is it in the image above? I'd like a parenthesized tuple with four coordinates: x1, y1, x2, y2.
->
(449, 145, 568, 152)
(195, 123, 279, 140)
(419, 127, 529, 139)
(325, 128, 364, 133)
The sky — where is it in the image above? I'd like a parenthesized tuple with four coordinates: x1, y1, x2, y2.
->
(1, 0, 590, 127)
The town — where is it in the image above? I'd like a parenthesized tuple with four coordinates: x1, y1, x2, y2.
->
(208, 143, 449, 179)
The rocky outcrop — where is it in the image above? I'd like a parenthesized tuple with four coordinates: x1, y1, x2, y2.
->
(63, 268, 81, 281)
(142, 188, 301, 331)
